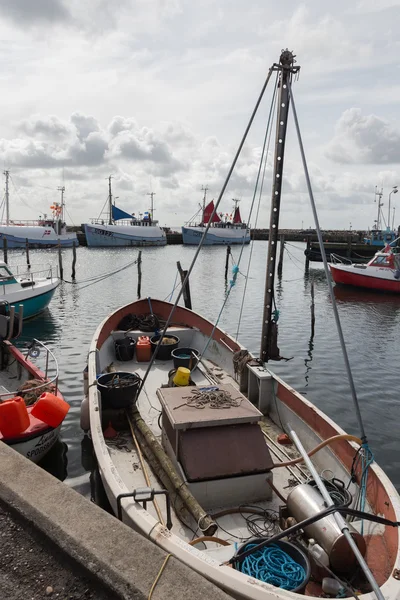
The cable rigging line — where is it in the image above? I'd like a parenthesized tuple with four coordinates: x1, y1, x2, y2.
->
(137, 64, 276, 397)
(288, 79, 367, 444)
(236, 73, 279, 341)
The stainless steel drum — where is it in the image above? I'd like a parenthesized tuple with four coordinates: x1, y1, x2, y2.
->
(287, 483, 366, 572)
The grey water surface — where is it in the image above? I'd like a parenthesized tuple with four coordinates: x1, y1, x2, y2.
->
(8, 241, 400, 494)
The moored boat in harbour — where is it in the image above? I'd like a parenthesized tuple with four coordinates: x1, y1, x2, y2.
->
(329, 242, 400, 294)
(83, 178, 166, 247)
(82, 50, 400, 600)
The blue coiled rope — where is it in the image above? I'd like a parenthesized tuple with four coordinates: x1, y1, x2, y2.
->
(238, 543, 306, 591)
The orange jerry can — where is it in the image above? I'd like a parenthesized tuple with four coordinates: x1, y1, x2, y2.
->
(0, 396, 30, 438)
(136, 336, 151, 362)
(31, 392, 70, 428)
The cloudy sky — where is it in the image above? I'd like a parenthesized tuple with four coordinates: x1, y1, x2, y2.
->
(0, 0, 399, 230)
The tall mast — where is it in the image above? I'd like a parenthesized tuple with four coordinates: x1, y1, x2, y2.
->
(3, 170, 9, 225)
(375, 186, 383, 230)
(57, 186, 65, 222)
(201, 185, 208, 223)
(108, 175, 113, 225)
(260, 49, 300, 362)
(147, 192, 156, 219)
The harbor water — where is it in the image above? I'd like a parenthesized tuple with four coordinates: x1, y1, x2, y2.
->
(8, 242, 400, 494)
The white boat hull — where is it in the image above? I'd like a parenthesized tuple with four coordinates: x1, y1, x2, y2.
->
(0, 226, 77, 248)
(83, 223, 166, 247)
(182, 225, 250, 245)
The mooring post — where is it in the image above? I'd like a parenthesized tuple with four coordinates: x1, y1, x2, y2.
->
(137, 250, 142, 298)
(277, 235, 285, 276)
(177, 261, 192, 309)
(224, 245, 231, 280)
(347, 234, 352, 259)
(58, 241, 63, 280)
(305, 236, 311, 271)
(71, 242, 77, 280)
(310, 279, 315, 338)
(3, 238, 7, 264)
(25, 238, 31, 269)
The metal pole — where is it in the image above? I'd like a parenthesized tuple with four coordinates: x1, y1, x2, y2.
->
(260, 50, 300, 362)
(4, 170, 9, 226)
(288, 425, 383, 600)
(288, 80, 367, 442)
(108, 175, 113, 225)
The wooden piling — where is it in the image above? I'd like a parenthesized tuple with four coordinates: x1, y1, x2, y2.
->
(277, 235, 285, 276)
(347, 234, 352, 259)
(310, 279, 315, 338)
(137, 250, 142, 299)
(305, 236, 311, 271)
(58, 242, 63, 280)
(24, 238, 31, 269)
(3, 238, 7, 264)
(224, 245, 231, 280)
(71, 242, 77, 280)
(177, 261, 192, 310)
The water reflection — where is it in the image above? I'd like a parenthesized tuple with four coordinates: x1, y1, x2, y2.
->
(38, 440, 68, 482)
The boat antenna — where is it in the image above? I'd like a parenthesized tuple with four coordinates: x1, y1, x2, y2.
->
(3, 170, 9, 225)
(288, 79, 367, 443)
(57, 185, 65, 223)
(260, 49, 300, 362)
(201, 185, 208, 223)
(107, 175, 113, 225)
(146, 192, 155, 220)
(137, 63, 276, 397)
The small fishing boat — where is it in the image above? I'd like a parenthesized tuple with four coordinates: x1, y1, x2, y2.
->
(0, 310, 69, 463)
(0, 173, 78, 248)
(182, 191, 250, 245)
(363, 186, 398, 247)
(83, 179, 166, 247)
(330, 243, 400, 294)
(0, 262, 60, 318)
(82, 51, 400, 600)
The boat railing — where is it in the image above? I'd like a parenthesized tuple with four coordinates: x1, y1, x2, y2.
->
(0, 219, 57, 228)
(330, 253, 352, 265)
(90, 218, 159, 227)
(0, 338, 59, 400)
(11, 264, 60, 282)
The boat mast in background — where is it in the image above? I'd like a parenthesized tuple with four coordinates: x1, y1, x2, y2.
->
(4, 170, 9, 226)
(374, 186, 383, 230)
(147, 192, 156, 220)
(57, 185, 65, 231)
(201, 185, 208, 223)
(260, 49, 300, 362)
(107, 175, 113, 225)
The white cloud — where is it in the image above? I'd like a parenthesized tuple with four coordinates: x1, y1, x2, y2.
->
(325, 108, 400, 164)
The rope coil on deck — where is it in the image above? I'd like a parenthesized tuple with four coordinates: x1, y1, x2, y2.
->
(237, 543, 306, 591)
(174, 388, 242, 410)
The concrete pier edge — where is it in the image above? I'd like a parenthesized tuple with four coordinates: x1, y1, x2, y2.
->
(0, 443, 230, 600)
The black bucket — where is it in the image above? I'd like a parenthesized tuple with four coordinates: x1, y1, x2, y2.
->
(233, 539, 310, 594)
(97, 372, 140, 409)
(150, 335, 179, 361)
(171, 347, 199, 370)
(115, 337, 136, 361)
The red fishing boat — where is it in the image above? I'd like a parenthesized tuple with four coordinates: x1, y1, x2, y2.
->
(329, 243, 400, 293)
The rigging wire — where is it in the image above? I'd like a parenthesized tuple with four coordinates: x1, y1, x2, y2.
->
(9, 175, 36, 213)
(236, 73, 279, 340)
(137, 64, 276, 397)
(288, 79, 367, 444)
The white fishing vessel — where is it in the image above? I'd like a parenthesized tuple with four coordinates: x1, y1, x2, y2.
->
(182, 189, 250, 245)
(81, 51, 400, 600)
(83, 178, 166, 247)
(0, 173, 78, 248)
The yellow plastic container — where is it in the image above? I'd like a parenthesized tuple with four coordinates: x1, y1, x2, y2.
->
(173, 367, 191, 387)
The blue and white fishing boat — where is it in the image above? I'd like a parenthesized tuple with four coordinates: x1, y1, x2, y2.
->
(83, 178, 166, 247)
(0, 173, 78, 249)
(364, 186, 399, 247)
(0, 262, 59, 319)
(182, 191, 250, 246)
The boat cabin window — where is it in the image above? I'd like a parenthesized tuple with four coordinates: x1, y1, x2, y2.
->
(372, 255, 392, 266)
